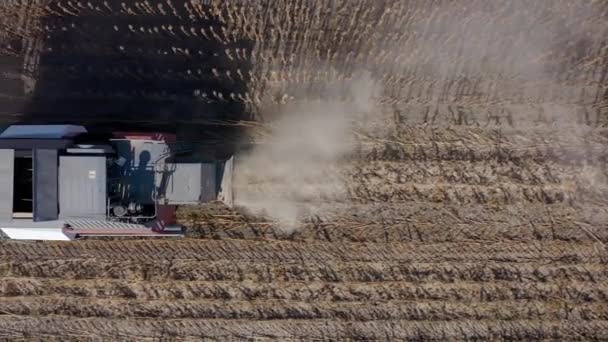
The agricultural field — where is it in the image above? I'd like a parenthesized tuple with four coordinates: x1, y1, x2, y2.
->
(1, 0, 608, 340)
(1, 238, 607, 339)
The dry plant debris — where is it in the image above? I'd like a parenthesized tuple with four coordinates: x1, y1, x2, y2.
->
(0, 0, 607, 340)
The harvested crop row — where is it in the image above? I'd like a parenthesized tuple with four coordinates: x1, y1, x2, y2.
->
(346, 160, 574, 186)
(179, 202, 608, 243)
(348, 182, 577, 205)
(0, 297, 606, 321)
(367, 125, 608, 145)
(351, 125, 608, 162)
(1, 278, 606, 303)
(0, 240, 605, 263)
(0, 259, 608, 283)
(354, 139, 608, 164)
(238, 180, 581, 205)
(0, 316, 606, 340)
(1, 260, 605, 284)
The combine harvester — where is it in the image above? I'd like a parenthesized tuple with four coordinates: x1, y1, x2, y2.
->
(0, 125, 233, 240)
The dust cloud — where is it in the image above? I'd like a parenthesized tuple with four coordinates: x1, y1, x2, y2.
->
(233, 73, 380, 233)
(232, 0, 607, 231)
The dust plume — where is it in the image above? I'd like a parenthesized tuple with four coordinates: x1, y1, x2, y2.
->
(233, 73, 380, 232)
(231, 0, 608, 231)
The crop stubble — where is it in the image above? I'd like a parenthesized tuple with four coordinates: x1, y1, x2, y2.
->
(0, 0, 608, 340)
(0, 238, 606, 339)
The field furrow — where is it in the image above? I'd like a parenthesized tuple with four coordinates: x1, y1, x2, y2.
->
(355, 140, 608, 164)
(0, 278, 606, 302)
(0, 297, 606, 321)
(1, 240, 605, 263)
(0, 317, 606, 340)
(0, 259, 606, 283)
(179, 202, 608, 242)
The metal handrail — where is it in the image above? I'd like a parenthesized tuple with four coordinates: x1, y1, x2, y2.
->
(106, 140, 193, 223)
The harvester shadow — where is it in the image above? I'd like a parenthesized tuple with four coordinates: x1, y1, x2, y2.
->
(21, 0, 253, 156)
